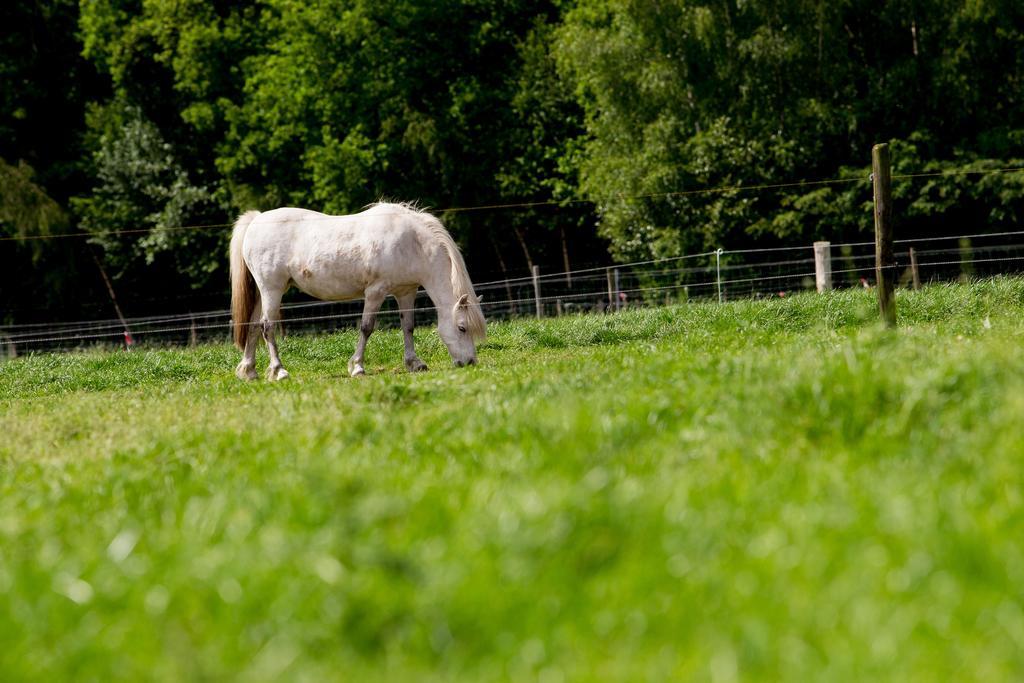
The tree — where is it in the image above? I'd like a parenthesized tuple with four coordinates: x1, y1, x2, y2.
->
(77, 0, 589, 281)
(496, 15, 596, 278)
(554, 0, 1024, 259)
(75, 0, 261, 303)
(0, 0, 107, 323)
(218, 0, 581, 272)
(72, 103, 224, 286)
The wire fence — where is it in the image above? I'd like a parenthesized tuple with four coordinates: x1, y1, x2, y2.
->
(2, 228, 1023, 358)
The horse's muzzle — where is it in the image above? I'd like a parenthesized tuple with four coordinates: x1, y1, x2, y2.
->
(455, 358, 477, 368)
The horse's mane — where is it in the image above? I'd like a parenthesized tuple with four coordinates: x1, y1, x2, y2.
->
(370, 201, 486, 340)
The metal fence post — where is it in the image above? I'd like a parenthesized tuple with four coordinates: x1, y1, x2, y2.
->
(716, 248, 724, 303)
(909, 247, 921, 290)
(532, 265, 542, 319)
(606, 268, 614, 314)
(613, 268, 621, 310)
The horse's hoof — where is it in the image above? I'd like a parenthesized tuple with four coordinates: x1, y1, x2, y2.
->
(405, 358, 429, 372)
(266, 366, 290, 381)
(236, 364, 258, 381)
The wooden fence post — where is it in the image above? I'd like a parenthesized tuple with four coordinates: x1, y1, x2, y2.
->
(872, 143, 897, 327)
(909, 247, 921, 290)
(532, 265, 542, 319)
(813, 241, 832, 292)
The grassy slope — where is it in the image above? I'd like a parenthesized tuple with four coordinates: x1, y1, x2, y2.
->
(2, 280, 1024, 681)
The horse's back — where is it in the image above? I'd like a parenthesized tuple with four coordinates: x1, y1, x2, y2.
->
(248, 205, 418, 241)
(248, 207, 326, 234)
(242, 204, 435, 301)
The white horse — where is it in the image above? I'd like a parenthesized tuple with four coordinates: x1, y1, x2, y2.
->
(230, 202, 486, 380)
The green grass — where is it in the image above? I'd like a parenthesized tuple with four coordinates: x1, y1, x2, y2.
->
(2, 279, 1024, 681)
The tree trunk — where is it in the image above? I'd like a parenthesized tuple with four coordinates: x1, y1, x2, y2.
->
(513, 226, 534, 272)
(91, 247, 134, 348)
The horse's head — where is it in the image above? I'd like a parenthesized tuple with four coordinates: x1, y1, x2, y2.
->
(438, 294, 485, 367)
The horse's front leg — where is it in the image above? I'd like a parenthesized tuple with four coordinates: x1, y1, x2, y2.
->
(349, 288, 386, 377)
(397, 291, 428, 372)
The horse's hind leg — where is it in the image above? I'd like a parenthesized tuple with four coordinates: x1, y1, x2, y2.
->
(235, 295, 263, 381)
(348, 286, 386, 377)
(260, 287, 290, 381)
(397, 291, 428, 372)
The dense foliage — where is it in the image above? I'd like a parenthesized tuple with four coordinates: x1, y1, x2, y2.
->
(1, 0, 1022, 321)
(556, 0, 1024, 258)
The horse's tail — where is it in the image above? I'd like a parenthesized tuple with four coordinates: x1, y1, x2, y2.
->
(230, 211, 261, 350)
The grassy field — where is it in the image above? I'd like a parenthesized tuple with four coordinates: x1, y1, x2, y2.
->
(2, 279, 1024, 681)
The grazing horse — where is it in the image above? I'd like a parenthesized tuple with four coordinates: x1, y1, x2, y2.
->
(230, 202, 485, 380)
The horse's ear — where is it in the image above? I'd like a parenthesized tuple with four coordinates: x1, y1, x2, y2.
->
(477, 295, 484, 304)
(457, 294, 470, 308)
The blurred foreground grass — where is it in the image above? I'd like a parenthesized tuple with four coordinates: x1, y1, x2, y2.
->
(2, 279, 1024, 681)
